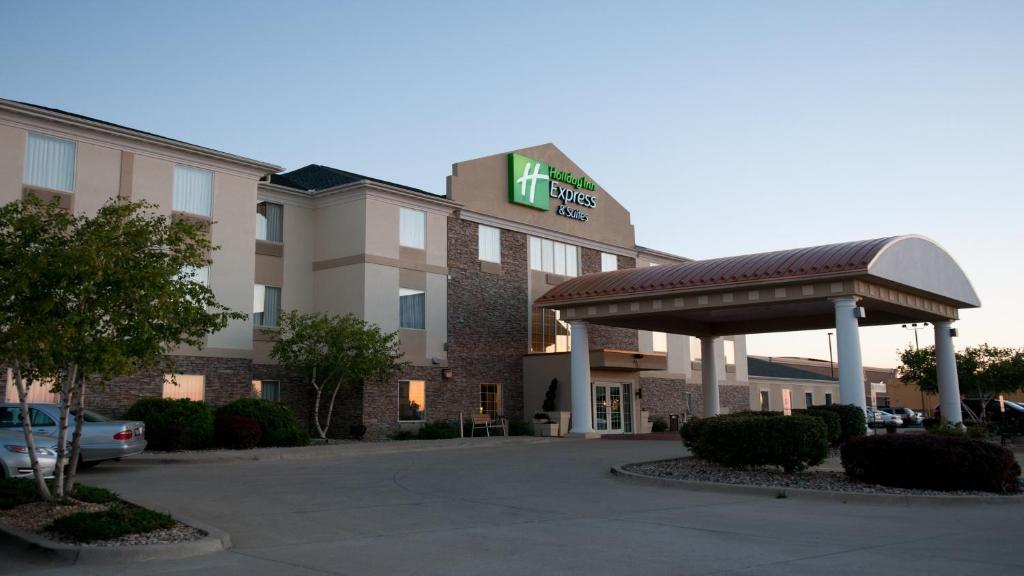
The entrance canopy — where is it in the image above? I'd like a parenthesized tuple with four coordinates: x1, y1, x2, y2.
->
(537, 235, 979, 337)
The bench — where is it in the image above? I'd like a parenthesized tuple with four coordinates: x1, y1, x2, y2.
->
(471, 414, 507, 437)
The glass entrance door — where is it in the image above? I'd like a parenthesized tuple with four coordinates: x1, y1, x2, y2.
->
(593, 383, 625, 434)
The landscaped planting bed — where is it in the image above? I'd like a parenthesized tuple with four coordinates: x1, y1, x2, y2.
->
(0, 478, 203, 546)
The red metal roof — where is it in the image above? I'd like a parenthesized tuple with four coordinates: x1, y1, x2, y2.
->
(537, 237, 897, 305)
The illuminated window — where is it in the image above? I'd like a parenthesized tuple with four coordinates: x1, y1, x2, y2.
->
(478, 225, 500, 263)
(480, 384, 501, 418)
(163, 374, 205, 401)
(25, 132, 76, 192)
(399, 380, 425, 421)
(252, 380, 280, 401)
(530, 308, 572, 353)
(528, 237, 578, 277)
(601, 252, 618, 272)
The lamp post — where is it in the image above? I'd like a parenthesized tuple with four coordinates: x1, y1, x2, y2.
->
(902, 322, 930, 414)
(826, 332, 835, 379)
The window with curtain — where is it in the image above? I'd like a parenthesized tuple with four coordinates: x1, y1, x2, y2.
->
(252, 380, 280, 401)
(399, 288, 425, 329)
(480, 384, 501, 418)
(759, 390, 771, 411)
(399, 380, 425, 421)
(528, 237, 579, 277)
(256, 201, 283, 242)
(399, 207, 425, 249)
(805, 392, 814, 408)
(163, 374, 205, 401)
(24, 132, 76, 192)
(173, 164, 213, 216)
(601, 252, 618, 272)
(253, 284, 281, 327)
(478, 225, 500, 263)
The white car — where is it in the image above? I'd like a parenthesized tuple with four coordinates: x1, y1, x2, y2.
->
(0, 429, 60, 479)
(866, 408, 903, 428)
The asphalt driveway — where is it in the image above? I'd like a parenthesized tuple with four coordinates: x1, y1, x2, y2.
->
(3, 437, 1022, 575)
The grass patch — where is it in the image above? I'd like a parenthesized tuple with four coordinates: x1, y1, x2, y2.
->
(47, 504, 175, 543)
(69, 484, 119, 504)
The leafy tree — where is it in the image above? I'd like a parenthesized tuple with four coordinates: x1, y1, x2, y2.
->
(270, 311, 406, 439)
(0, 196, 243, 500)
(898, 343, 1024, 421)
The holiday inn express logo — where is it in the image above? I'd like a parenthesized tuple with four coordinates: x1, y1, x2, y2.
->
(507, 153, 598, 221)
(508, 153, 550, 210)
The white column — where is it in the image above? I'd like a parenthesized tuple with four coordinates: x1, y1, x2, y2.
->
(832, 297, 866, 410)
(934, 320, 963, 426)
(569, 320, 594, 435)
(701, 336, 720, 417)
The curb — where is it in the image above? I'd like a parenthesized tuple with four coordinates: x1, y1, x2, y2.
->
(0, 509, 230, 565)
(609, 464, 1024, 506)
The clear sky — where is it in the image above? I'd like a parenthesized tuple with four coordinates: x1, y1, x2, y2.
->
(3, 0, 1021, 368)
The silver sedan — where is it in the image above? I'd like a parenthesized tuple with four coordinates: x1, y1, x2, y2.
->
(0, 404, 146, 467)
(0, 428, 59, 479)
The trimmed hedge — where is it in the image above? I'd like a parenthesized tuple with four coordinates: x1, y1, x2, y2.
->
(795, 408, 842, 446)
(841, 434, 1022, 494)
(215, 399, 309, 447)
(124, 398, 214, 451)
(809, 404, 866, 443)
(48, 504, 175, 543)
(214, 414, 263, 449)
(418, 420, 461, 439)
(681, 413, 828, 473)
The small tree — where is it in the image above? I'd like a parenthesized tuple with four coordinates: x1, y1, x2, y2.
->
(270, 311, 406, 439)
(898, 343, 1024, 422)
(0, 196, 244, 499)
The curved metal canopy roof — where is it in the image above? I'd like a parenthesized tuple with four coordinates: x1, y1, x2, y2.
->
(538, 235, 980, 309)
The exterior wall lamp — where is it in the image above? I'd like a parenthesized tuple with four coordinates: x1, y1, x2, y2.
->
(441, 368, 453, 380)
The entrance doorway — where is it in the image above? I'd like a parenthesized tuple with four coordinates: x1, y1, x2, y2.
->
(593, 382, 633, 434)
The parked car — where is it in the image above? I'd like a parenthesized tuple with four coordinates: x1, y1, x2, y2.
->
(0, 428, 60, 479)
(0, 404, 146, 468)
(866, 408, 903, 428)
(879, 407, 922, 426)
(934, 399, 1024, 423)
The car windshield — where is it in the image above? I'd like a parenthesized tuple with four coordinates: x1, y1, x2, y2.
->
(70, 410, 111, 422)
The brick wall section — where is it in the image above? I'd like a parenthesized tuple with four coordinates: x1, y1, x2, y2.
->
(580, 248, 638, 351)
(640, 376, 749, 421)
(362, 366, 441, 440)
(446, 218, 529, 422)
(87, 356, 253, 417)
(252, 364, 317, 433)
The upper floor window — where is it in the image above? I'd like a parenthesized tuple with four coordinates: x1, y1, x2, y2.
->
(601, 252, 618, 272)
(24, 132, 76, 192)
(528, 237, 578, 277)
(173, 164, 213, 216)
(399, 288, 425, 329)
(400, 207, 425, 249)
(254, 284, 281, 327)
(256, 201, 283, 242)
(478, 225, 500, 263)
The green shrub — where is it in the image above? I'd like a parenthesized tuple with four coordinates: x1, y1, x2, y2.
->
(124, 398, 214, 451)
(809, 404, 866, 444)
(681, 413, 828, 473)
(418, 420, 461, 439)
(70, 484, 119, 504)
(214, 414, 263, 449)
(651, 418, 668, 433)
(47, 504, 175, 543)
(215, 398, 309, 447)
(841, 434, 1021, 494)
(795, 408, 842, 446)
(0, 478, 43, 510)
(507, 418, 533, 436)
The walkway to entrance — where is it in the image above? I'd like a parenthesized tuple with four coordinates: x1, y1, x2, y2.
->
(537, 236, 980, 435)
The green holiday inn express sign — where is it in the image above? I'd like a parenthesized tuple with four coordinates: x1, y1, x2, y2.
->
(508, 153, 597, 222)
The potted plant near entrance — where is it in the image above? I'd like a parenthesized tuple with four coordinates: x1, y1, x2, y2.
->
(542, 379, 570, 437)
(533, 412, 558, 437)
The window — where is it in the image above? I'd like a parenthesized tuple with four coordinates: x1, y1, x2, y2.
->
(528, 237, 578, 277)
(163, 374, 205, 401)
(400, 207, 425, 249)
(478, 224, 500, 263)
(480, 384, 501, 418)
(601, 252, 618, 272)
(805, 392, 814, 408)
(181, 265, 209, 287)
(530, 308, 571, 352)
(25, 132, 76, 192)
(759, 390, 770, 412)
(825, 393, 833, 406)
(254, 284, 281, 327)
(399, 380, 425, 421)
(252, 380, 280, 401)
(652, 332, 667, 353)
(173, 164, 213, 216)
(399, 288, 425, 329)
(30, 409, 56, 427)
(0, 407, 52, 428)
(256, 201, 283, 242)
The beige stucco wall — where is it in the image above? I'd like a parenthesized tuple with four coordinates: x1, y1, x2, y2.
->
(282, 199, 315, 314)
(314, 265, 365, 317)
(749, 378, 839, 411)
(316, 196, 367, 261)
(131, 154, 173, 213)
(206, 172, 256, 350)
(0, 124, 24, 205)
(74, 142, 121, 214)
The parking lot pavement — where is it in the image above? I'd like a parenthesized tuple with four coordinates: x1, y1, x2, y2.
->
(3, 437, 1023, 576)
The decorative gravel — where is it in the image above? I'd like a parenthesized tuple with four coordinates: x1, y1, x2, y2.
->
(0, 500, 204, 547)
(622, 457, 1024, 498)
